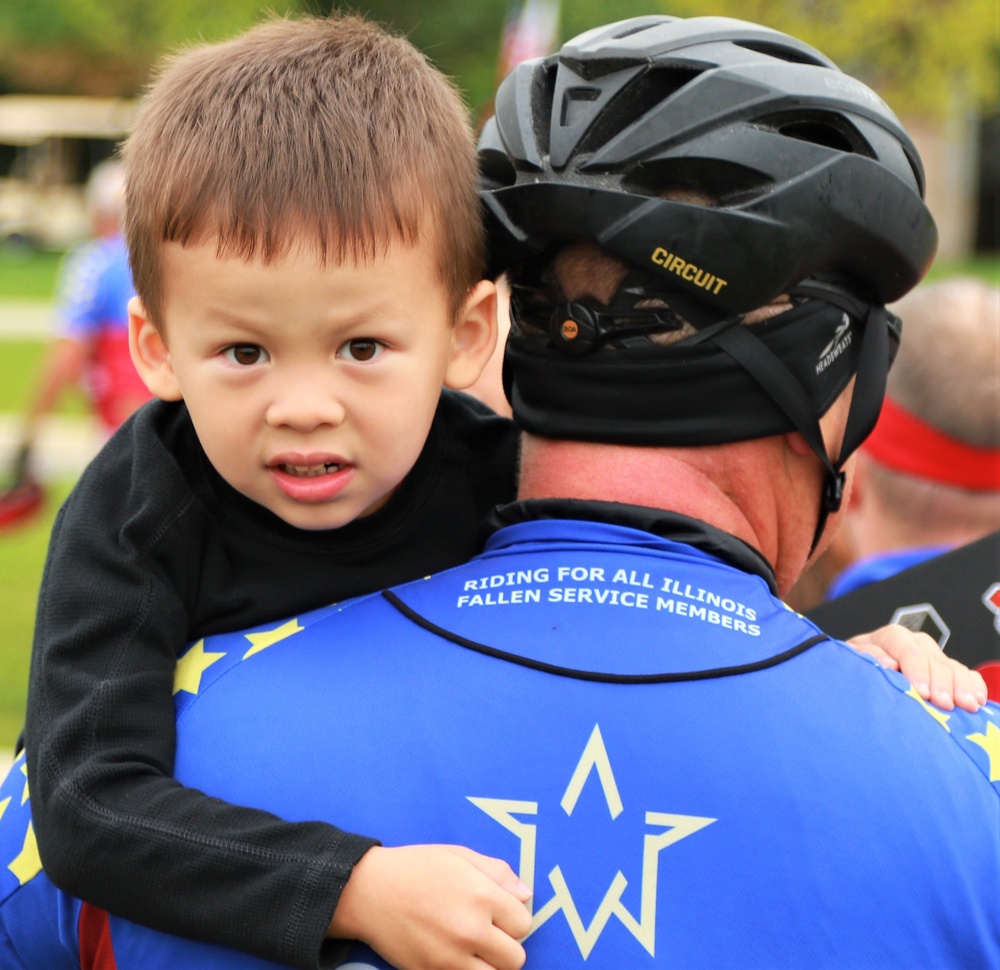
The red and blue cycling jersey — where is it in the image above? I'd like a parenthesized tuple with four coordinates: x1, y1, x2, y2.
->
(53, 234, 150, 431)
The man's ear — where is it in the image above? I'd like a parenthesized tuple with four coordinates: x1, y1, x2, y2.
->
(785, 381, 855, 460)
(846, 453, 867, 511)
(443, 281, 498, 391)
(784, 430, 814, 458)
(128, 297, 182, 401)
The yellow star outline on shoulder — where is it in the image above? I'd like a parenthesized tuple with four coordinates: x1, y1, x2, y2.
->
(7, 820, 42, 886)
(1, 758, 43, 887)
(904, 684, 952, 732)
(966, 721, 1000, 782)
(468, 724, 716, 959)
(1, 754, 28, 813)
(173, 639, 226, 696)
(242, 618, 304, 659)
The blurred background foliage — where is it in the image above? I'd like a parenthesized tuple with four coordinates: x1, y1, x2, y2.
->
(0, 0, 996, 120)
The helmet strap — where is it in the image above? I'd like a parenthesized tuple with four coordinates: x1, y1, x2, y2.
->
(809, 301, 890, 555)
(706, 322, 840, 554)
(693, 297, 891, 558)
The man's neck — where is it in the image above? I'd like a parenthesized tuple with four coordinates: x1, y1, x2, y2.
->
(517, 436, 816, 595)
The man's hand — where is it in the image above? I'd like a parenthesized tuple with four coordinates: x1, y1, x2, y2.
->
(847, 623, 988, 712)
(329, 844, 532, 970)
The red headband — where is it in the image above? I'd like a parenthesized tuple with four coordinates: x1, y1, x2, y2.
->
(863, 397, 1000, 490)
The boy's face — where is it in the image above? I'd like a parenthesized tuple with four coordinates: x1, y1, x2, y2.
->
(129, 236, 496, 530)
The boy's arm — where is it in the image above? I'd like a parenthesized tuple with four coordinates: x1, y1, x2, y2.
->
(25, 474, 533, 970)
(25, 499, 375, 970)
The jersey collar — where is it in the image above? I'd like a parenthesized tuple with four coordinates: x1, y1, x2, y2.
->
(484, 498, 779, 595)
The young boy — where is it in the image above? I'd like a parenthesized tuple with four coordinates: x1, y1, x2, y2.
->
(24, 15, 530, 970)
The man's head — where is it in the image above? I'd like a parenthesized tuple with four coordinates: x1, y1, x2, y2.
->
(84, 159, 126, 237)
(124, 15, 497, 530)
(844, 277, 1000, 554)
(480, 15, 936, 583)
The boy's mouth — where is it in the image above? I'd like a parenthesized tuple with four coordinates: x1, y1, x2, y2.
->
(268, 457, 355, 504)
(281, 462, 345, 478)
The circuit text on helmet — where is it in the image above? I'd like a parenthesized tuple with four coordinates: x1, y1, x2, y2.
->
(650, 248, 728, 296)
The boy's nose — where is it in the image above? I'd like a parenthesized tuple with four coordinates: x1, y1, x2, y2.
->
(265, 375, 347, 431)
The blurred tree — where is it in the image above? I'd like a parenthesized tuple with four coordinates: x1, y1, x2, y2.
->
(556, 0, 999, 118)
(0, 0, 994, 119)
(0, 0, 299, 96)
(310, 0, 1000, 121)
(335, 0, 510, 119)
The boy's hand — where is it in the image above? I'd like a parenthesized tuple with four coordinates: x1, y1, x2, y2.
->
(847, 623, 988, 712)
(329, 844, 532, 970)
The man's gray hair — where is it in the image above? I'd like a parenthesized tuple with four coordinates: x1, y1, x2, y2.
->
(888, 277, 1000, 448)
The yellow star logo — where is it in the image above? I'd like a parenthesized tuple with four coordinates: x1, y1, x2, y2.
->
(19, 761, 28, 806)
(469, 724, 715, 958)
(8, 821, 42, 886)
(173, 639, 226, 696)
(0, 796, 9, 822)
(966, 721, 1000, 782)
(905, 685, 951, 732)
(243, 618, 304, 659)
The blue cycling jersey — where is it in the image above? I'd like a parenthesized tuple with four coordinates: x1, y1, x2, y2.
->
(54, 234, 133, 341)
(826, 544, 951, 599)
(2, 514, 999, 968)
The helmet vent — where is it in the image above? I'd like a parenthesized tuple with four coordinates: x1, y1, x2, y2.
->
(573, 66, 703, 159)
(479, 150, 517, 189)
(561, 55, 648, 81)
(561, 87, 600, 128)
(532, 63, 558, 156)
(734, 39, 829, 67)
(768, 113, 868, 155)
(611, 21, 661, 41)
(625, 157, 773, 206)
(779, 121, 856, 152)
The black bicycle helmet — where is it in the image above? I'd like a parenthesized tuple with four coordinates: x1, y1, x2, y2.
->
(479, 15, 938, 550)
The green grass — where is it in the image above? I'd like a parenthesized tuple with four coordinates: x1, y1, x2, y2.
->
(0, 340, 90, 415)
(0, 480, 73, 747)
(0, 248, 66, 299)
(926, 255, 1000, 284)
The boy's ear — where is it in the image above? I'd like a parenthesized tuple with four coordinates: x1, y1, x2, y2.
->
(443, 281, 498, 390)
(128, 297, 182, 401)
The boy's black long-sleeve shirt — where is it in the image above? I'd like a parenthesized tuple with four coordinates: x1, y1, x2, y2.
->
(24, 390, 519, 970)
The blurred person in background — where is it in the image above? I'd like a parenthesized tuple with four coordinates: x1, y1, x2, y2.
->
(1, 159, 150, 526)
(827, 277, 1000, 598)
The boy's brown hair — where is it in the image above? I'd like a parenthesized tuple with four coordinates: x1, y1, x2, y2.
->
(124, 14, 483, 325)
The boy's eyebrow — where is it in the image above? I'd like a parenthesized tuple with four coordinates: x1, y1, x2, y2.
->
(190, 295, 422, 336)
(196, 307, 263, 328)
(187, 307, 282, 339)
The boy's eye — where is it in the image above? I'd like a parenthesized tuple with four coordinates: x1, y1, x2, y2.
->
(223, 344, 269, 366)
(338, 338, 385, 362)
